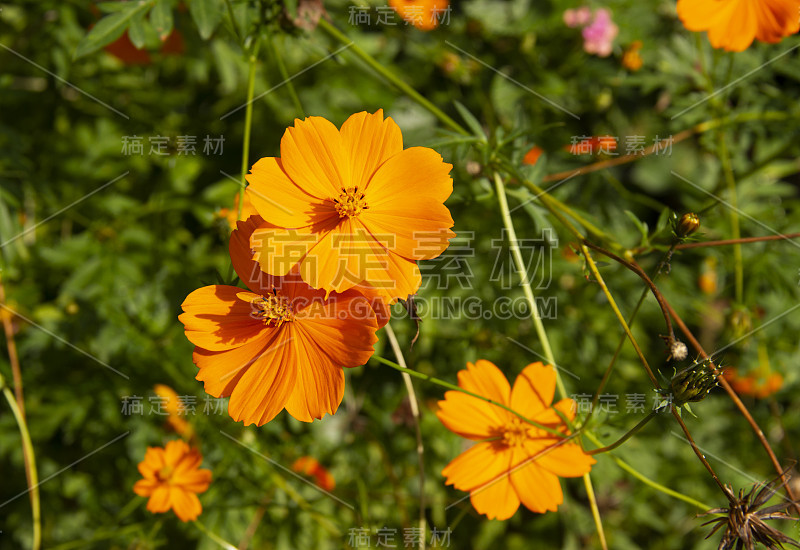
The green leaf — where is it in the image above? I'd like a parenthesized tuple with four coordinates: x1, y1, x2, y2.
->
(190, 0, 223, 40)
(127, 12, 147, 49)
(453, 101, 487, 142)
(74, 1, 153, 59)
(150, 0, 174, 40)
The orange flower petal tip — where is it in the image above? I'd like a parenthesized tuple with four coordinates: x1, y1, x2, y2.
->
(437, 360, 595, 519)
(133, 440, 212, 522)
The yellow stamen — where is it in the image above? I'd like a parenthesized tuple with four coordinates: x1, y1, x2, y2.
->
(333, 186, 369, 218)
(252, 290, 294, 327)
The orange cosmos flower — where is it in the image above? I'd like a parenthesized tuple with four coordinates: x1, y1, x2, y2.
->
(522, 146, 543, 166)
(153, 384, 194, 439)
(179, 215, 381, 426)
(133, 440, 212, 522)
(217, 192, 258, 230)
(677, 0, 800, 52)
(292, 456, 336, 491)
(723, 367, 784, 398)
(245, 110, 455, 303)
(390, 0, 450, 30)
(437, 360, 595, 520)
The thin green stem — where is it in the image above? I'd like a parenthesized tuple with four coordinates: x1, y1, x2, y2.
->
(316, 19, 468, 136)
(494, 170, 605, 545)
(223, 0, 242, 45)
(237, 39, 261, 221)
(2, 379, 40, 550)
(384, 325, 426, 550)
(718, 131, 743, 303)
(585, 431, 712, 511)
(583, 476, 608, 550)
(371, 355, 566, 438)
(585, 245, 676, 424)
(194, 520, 238, 550)
(587, 410, 658, 455)
(269, 36, 305, 117)
(492, 172, 564, 397)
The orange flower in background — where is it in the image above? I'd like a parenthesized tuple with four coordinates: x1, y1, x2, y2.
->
(246, 110, 455, 303)
(565, 135, 617, 155)
(677, 0, 800, 52)
(622, 40, 643, 71)
(153, 384, 194, 439)
(133, 440, 212, 522)
(217, 192, 258, 230)
(179, 216, 381, 426)
(723, 367, 784, 398)
(523, 146, 543, 166)
(437, 361, 595, 520)
(292, 456, 336, 491)
(390, 0, 450, 30)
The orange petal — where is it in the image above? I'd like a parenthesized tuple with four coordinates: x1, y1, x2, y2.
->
(280, 116, 352, 199)
(293, 293, 378, 366)
(465, 450, 520, 520)
(250, 219, 339, 280)
(509, 447, 563, 514)
(510, 362, 556, 419)
(340, 110, 404, 190)
(193, 329, 282, 398)
(436, 391, 506, 440)
(171, 489, 203, 522)
(282, 342, 345, 422)
(227, 328, 298, 426)
(532, 440, 596, 478)
(146, 486, 172, 513)
(246, 156, 334, 227)
(180, 285, 268, 352)
(442, 441, 510, 492)
(458, 360, 512, 409)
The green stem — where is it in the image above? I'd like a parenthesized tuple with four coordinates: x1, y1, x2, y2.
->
(269, 36, 305, 117)
(384, 325, 426, 550)
(586, 430, 712, 511)
(316, 19, 468, 136)
(718, 131, 743, 303)
(194, 521, 238, 550)
(371, 355, 566, 438)
(492, 172, 565, 398)
(2, 379, 40, 550)
(237, 39, 261, 221)
(583, 476, 608, 550)
(587, 410, 658, 455)
(495, 169, 606, 545)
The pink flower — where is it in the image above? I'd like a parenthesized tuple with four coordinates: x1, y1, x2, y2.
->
(581, 8, 618, 57)
(563, 7, 592, 28)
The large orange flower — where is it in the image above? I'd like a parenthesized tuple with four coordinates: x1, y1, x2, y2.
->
(437, 360, 595, 520)
(245, 110, 455, 303)
(133, 440, 212, 522)
(677, 0, 800, 52)
(179, 215, 381, 426)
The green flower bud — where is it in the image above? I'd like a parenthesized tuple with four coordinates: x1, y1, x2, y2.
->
(670, 361, 718, 406)
(677, 213, 700, 238)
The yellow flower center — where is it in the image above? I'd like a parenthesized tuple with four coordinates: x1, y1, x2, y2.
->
(253, 291, 294, 327)
(333, 186, 369, 218)
(500, 418, 529, 448)
(157, 464, 174, 482)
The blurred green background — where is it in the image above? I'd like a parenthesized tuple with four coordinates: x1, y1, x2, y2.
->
(1, 0, 800, 548)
